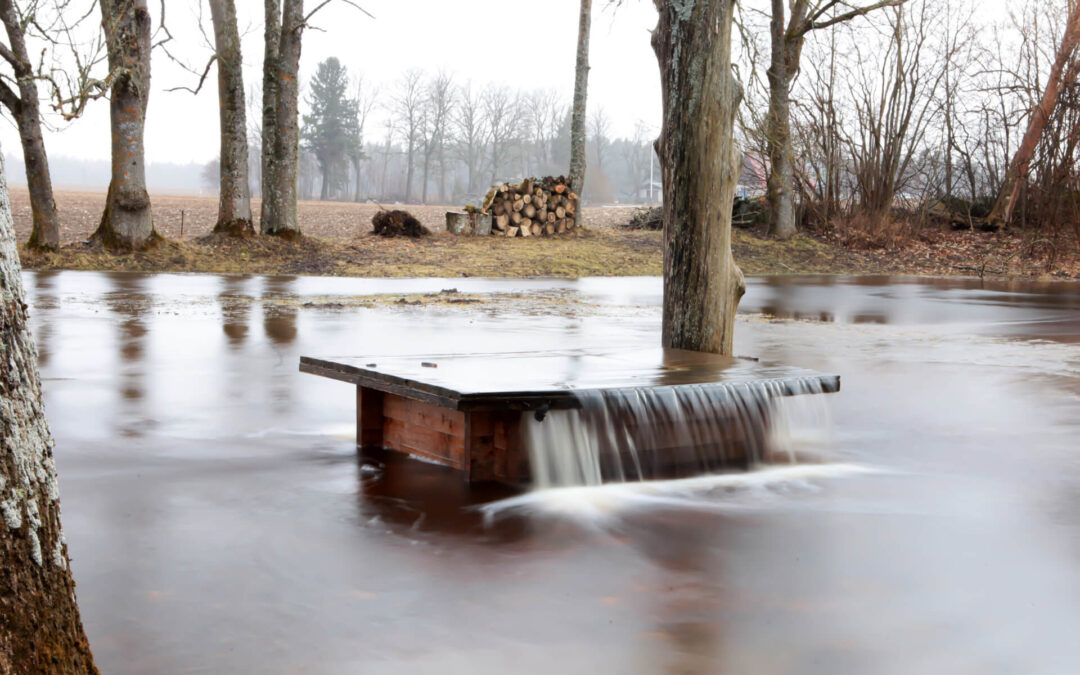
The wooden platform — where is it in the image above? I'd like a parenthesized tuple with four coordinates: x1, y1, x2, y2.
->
(300, 348, 840, 483)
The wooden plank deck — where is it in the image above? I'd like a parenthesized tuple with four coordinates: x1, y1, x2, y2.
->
(300, 348, 840, 412)
(300, 348, 840, 484)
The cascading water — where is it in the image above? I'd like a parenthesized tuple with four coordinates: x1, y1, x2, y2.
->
(523, 376, 834, 488)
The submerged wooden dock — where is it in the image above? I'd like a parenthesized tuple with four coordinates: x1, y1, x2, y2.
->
(300, 348, 840, 484)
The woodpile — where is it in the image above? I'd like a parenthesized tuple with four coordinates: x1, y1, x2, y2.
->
(481, 176, 579, 237)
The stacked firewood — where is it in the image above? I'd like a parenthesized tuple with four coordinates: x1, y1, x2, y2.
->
(481, 177, 578, 237)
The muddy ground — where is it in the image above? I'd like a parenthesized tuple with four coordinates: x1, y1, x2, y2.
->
(12, 188, 1080, 280)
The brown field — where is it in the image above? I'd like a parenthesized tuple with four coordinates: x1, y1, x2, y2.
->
(6, 188, 643, 243)
(11, 188, 1078, 280)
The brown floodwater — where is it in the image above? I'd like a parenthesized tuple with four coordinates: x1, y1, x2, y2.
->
(24, 271, 1080, 674)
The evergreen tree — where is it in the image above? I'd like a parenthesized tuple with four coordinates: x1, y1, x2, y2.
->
(302, 57, 359, 200)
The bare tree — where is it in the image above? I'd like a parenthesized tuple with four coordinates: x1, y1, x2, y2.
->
(392, 69, 424, 203)
(568, 0, 591, 227)
(990, 0, 1080, 226)
(482, 85, 521, 183)
(92, 0, 158, 250)
(209, 0, 253, 236)
(0, 1, 57, 249)
(589, 106, 610, 173)
(654, 0, 745, 355)
(0, 157, 97, 673)
(420, 71, 453, 204)
(764, 0, 903, 239)
(453, 81, 486, 194)
(348, 73, 376, 202)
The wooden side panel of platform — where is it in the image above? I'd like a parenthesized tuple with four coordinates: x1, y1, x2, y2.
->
(357, 386, 527, 483)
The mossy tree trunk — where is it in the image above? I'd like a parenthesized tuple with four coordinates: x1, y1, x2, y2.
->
(567, 0, 591, 228)
(0, 0, 60, 251)
(93, 0, 158, 251)
(209, 0, 254, 236)
(0, 157, 97, 673)
(653, 0, 746, 355)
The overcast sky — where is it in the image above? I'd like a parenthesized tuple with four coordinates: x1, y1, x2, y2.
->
(0, 0, 662, 166)
(0, 0, 1020, 168)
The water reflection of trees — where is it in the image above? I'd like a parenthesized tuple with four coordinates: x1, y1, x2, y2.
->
(105, 273, 149, 435)
(31, 271, 59, 367)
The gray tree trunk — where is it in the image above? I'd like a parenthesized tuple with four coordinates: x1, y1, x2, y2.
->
(405, 140, 415, 203)
(765, 0, 798, 240)
(92, 0, 157, 251)
(653, 0, 746, 355)
(0, 0, 60, 250)
(209, 0, 254, 236)
(259, 0, 281, 234)
(263, 0, 303, 237)
(568, 0, 591, 227)
(0, 157, 98, 673)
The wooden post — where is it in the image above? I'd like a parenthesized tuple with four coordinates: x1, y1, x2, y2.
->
(356, 386, 384, 447)
(464, 411, 496, 481)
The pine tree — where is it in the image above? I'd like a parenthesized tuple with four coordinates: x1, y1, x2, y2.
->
(302, 57, 359, 201)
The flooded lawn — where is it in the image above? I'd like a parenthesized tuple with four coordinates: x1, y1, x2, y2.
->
(26, 271, 1080, 674)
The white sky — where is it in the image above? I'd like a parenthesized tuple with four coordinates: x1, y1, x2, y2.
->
(0, 0, 663, 166)
(0, 0, 1019, 167)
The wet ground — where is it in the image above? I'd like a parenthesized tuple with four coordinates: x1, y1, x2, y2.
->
(25, 271, 1080, 674)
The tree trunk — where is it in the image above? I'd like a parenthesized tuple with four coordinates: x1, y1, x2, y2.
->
(209, 0, 254, 236)
(352, 157, 362, 202)
(0, 157, 98, 673)
(0, 0, 60, 250)
(259, 0, 280, 234)
(989, 3, 1080, 226)
(765, 1, 798, 240)
(319, 161, 330, 201)
(568, 0, 592, 228)
(92, 0, 158, 251)
(405, 141, 415, 203)
(653, 0, 746, 355)
(264, 0, 303, 237)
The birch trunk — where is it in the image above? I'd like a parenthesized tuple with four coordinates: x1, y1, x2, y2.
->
(990, 3, 1080, 226)
(93, 0, 158, 251)
(0, 157, 97, 673)
(0, 0, 60, 250)
(209, 0, 254, 236)
(568, 0, 591, 228)
(653, 0, 746, 355)
(263, 0, 303, 237)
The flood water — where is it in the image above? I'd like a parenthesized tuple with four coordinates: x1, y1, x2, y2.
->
(24, 271, 1080, 674)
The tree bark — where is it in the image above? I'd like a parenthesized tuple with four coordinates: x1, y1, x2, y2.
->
(209, 0, 254, 236)
(654, 0, 745, 355)
(260, 0, 280, 233)
(0, 0, 60, 250)
(765, 0, 798, 240)
(92, 0, 158, 251)
(262, 0, 303, 237)
(990, 3, 1080, 226)
(568, 0, 591, 228)
(0, 157, 98, 673)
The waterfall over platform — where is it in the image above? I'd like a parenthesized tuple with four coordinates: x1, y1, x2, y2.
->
(300, 348, 840, 485)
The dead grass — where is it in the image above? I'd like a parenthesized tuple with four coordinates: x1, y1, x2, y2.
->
(11, 188, 1080, 280)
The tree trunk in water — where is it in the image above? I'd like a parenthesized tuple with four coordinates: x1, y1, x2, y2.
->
(766, 1, 797, 240)
(568, 0, 591, 228)
(0, 158, 98, 673)
(93, 0, 157, 251)
(0, 0, 60, 250)
(260, 0, 281, 234)
(990, 3, 1080, 226)
(209, 0, 254, 236)
(264, 0, 303, 237)
(653, 0, 746, 355)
